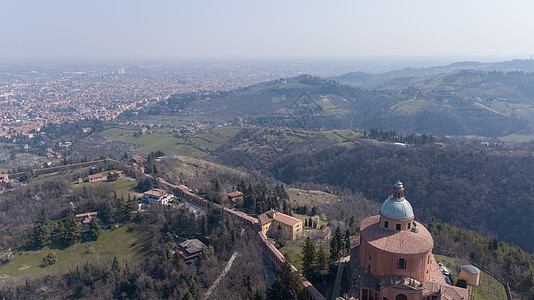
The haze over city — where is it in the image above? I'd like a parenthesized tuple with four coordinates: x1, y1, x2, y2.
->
(1, 0, 534, 61)
(4, 1, 534, 300)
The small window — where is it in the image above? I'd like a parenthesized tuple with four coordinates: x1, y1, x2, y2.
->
(408, 223, 411, 229)
(384, 221, 389, 228)
(396, 224, 401, 230)
(398, 258, 407, 269)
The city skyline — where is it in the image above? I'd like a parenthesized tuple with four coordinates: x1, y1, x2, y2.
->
(1, 0, 534, 61)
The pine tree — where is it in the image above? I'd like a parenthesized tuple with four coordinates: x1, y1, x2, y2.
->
(302, 237, 315, 277)
(63, 213, 81, 245)
(89, 218, 101, 240)
(267, 259, 302, 300)
(32, 210, 51, 248)
(317, 246, 328, 275)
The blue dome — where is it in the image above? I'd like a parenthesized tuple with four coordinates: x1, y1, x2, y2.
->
(380, 197, 414, 220)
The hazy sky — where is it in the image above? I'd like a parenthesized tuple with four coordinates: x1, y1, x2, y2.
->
(1, 0, 534, 61)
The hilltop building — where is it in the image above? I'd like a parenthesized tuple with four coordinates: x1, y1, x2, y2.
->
(350, 181, 468, 300)
(142, 188, 174, 205)
(258, 210, 303, 240)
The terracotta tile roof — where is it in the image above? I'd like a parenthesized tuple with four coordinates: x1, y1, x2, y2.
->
(75, 212, 97, 218)
(143, 188, 168, 197)
(258, 212, 273, 225)
(88, 173, 103, 179)
(274, 213, 301, 227)
(360, 215, 433, 255)
(227, 191, 244, 198)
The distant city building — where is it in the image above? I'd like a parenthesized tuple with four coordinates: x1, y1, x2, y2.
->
(258, 210, 303, 240)
(142, 188, 173, 205)
(350, 181, 468, 300)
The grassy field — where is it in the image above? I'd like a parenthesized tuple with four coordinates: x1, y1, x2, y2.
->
(287, 188, 341, 208)
(278, 239, 330, 272)
(499, 134, 534, 143)
(101, 126, 242, 158)
(71, 176, 141, 199)
(321, 130, 361, 143)
(434, 255, 507, 300)
(0, 225, 153, 283)
(291, 212, 328, 228)
(163, 155, 246, 181)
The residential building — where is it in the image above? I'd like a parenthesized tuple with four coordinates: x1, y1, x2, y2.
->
(258, 210, 303, 240)
(177, 238, 206, 262)
(88, 173, 104, 182)
(142, 188, 174, 205)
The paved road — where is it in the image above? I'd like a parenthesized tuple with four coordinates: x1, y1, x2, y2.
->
(331, 256, 350, 300)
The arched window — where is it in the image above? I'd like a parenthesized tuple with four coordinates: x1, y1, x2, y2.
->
(395, 294, 407, 300)
(398, 258, 407, 269)
(384, 221, 389, 228)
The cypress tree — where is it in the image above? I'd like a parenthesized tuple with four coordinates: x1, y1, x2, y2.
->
(89, 218, 101, 241)
(302, 237, 315, 277)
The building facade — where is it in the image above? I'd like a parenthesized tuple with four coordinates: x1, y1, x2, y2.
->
(350, 181, 468, 300)
(258, 210, 303, 240)
(142, 188, 174, 205)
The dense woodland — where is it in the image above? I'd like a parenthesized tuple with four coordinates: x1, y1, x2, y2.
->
(214, 128, 534, 254)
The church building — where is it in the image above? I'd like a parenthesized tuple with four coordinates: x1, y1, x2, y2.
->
(350, 181, 468, 300)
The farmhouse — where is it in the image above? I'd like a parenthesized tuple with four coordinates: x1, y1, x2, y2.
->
(88, 173, 105, 182)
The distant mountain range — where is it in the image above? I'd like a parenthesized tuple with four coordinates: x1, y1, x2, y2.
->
(140, 59, 534, 141)
(328, 59, 534, 89)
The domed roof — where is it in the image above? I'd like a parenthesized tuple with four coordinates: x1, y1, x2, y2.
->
(380, 197, 414, 220)
(380, 181, 414, 220)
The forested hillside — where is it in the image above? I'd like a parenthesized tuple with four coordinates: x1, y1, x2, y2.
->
(128, 68, 534, 139)
(213, 128, 534, 252)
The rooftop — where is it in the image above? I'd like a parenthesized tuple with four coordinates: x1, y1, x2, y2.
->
(258, 210, 302, 227)
(179, 239, 205, 255)
(143, 188, 168, 197)
(360, 215, 433, 255)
